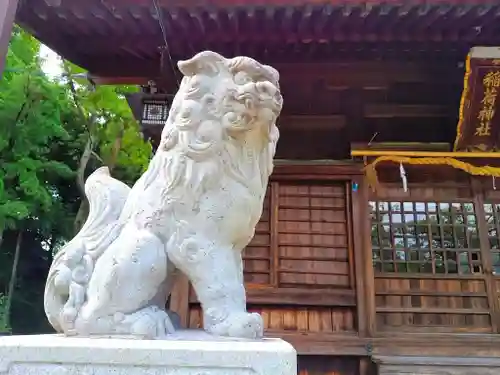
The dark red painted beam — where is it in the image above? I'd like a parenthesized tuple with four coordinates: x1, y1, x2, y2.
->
(0, 0, 19, 79)
(118, 0, 496, 6)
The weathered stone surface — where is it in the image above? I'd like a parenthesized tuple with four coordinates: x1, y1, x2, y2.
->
(43, 51, 283, 339)
(0, 333, 297, 375)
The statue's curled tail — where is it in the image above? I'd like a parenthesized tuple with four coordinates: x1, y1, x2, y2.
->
(44, 167, 131, 334)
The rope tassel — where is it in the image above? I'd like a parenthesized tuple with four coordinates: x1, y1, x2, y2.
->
(399, 162, 408, 192)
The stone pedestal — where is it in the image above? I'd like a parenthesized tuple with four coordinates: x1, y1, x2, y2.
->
(0, 332, 296, 375)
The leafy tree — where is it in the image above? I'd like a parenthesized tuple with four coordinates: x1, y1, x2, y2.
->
(0, 27, 79, 329)
(0, 28, 152, 333)
(0, 294, 9, 333)
(61, 62, 152, 232)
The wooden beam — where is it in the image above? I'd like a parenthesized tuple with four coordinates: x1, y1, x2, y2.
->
(364, 104, 449, 118)
(81, 60, 461, 87)
(278, 115, 346, 130)
(189, 287, 356, 307)
(351, 142, 451, 152)
(352, 150, 500, 158)
(0, 0, 19, 79)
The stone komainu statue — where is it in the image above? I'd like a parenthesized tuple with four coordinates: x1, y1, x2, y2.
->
(44, 51, 283, 339)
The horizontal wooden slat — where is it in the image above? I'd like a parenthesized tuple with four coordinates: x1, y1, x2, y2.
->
(280, 196, 345, 209)
(248, 234, 270, 246)
(378, 325, 493, 334)
(364, 104, 449, 118)
(279, 184, 345, 196)
(351, 142, 451, 152)
(243, 246, 270, 259)
(270, 332, 367, 356)
(279, 221, 346, 235)
(279, 208, 346, 223)
(279, 234, 347, 247)
(370, 333, 500, 357)
(280, 246, 348, 261)
(375, 290, 488, 297)
(280, 272, 350, 286)
(376, 307, 490, 315)
(272, 162, 362, 177)
(375, 273, 485, 280)
(188, 287, 355, 307)
(279, 192, 346, 199)
(255, 221, 269, 232)
(243, 273, 269, 284)
(248, 288, 355, 307)
(278, 115, 346, 130)
(243, 259, 269, 273)
(259, 210, 270, 221)
(280, 259, 349, 275)
(269, 331, 500, 356)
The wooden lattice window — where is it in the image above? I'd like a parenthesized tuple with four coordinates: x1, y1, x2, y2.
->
(370, 201, 482, 274)
(483, 203, 500, 275)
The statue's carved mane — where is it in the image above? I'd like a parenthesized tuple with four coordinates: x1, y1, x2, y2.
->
(134, 52, 283, 214)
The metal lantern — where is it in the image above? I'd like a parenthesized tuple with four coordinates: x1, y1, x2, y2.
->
(125, 92, 173, 151)
(141, 97, 170, 126)
(125, 92, 171, 127)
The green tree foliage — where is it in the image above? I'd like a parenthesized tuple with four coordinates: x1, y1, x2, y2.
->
(61, 62, 152, 231)
(0, 27, 152, 333)
(0, 294, 9, 333)
(0, 27, 74, 238)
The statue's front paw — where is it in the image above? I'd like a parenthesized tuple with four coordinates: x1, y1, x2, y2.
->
(126, 306, 177, 339)
(207, 312, 263, 339)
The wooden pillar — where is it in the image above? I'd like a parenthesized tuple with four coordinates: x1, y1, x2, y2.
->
(0, 0, 19, 78)
(169, 273, 191, 328)
(471, 178, 500, 333)
(351, 176, 376, 337)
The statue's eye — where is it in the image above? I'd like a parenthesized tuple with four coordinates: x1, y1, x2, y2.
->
(234, 72, 251, 85)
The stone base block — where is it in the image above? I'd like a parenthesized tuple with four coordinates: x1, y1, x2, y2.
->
(0, 332, 297, 375)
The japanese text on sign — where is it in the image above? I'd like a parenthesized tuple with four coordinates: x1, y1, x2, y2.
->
(476, 71, 500, 137)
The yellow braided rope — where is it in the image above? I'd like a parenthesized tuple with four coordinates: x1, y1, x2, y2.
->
(365, 156, 500, 191)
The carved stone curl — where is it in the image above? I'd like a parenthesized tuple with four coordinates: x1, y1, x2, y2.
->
(44, 51, 283, 339)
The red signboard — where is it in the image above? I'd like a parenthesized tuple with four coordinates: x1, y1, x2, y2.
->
(454, 47, 500, 152)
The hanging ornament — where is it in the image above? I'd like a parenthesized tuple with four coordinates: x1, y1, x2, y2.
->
(400, 162, 408, 192)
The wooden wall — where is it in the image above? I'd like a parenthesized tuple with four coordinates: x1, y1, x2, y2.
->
(186, 170, 359, 336)
(164, 58, 500, 374)
(168, 163, 371, 375)
(369, 182, 497, 334)
(168, 163, 500, 375)
(273, 60, 463, 160)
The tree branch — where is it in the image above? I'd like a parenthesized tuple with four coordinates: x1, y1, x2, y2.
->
(61, 61, 97, 199)
(107, 123, 125, 173)
(5, 230, 23, 329)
